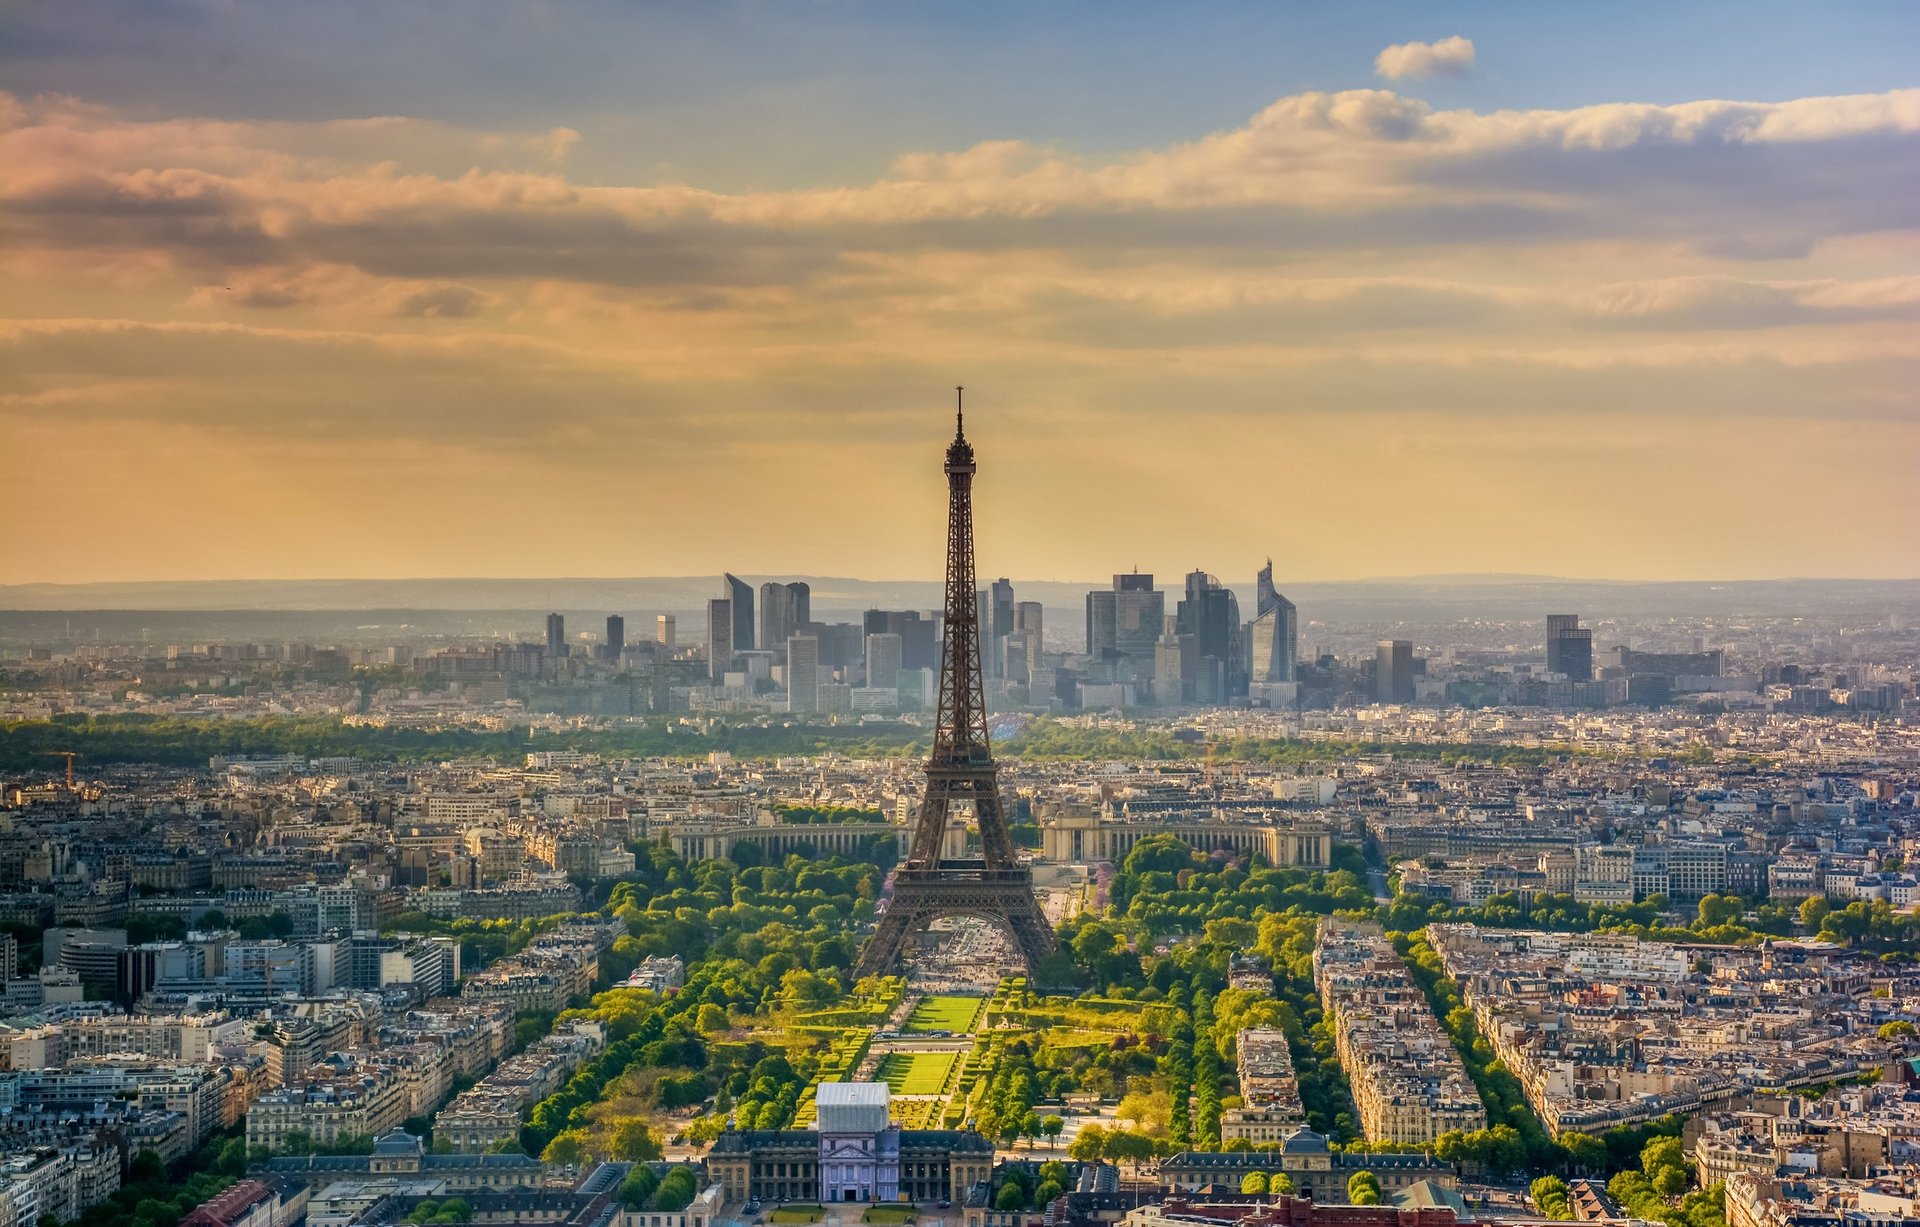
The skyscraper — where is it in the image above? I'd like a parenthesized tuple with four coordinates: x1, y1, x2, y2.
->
(706, 598, 732, 680)
(1249, 559, 1298, 684)
(1087, 573, 1163, 672)
(656, 614, 676, 647)
(990, 579, 1015, 639)
(1086, 590, 1117, 657)
(604, 614, 625, 661)
(545, 612, 566, 658)
(759, 581, 812, 658)
(864, 609, 937, 671)
(787, 634, 820, 713)
(1376, 639, 1414, 703)
(866, 632, 903, 690)
(723, 573, 756, 653)
(1176, 571, 1243, 703)
(1546, 614, 1594, 682)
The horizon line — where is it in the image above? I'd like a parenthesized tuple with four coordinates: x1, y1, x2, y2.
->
(4, 572, 1919, 591)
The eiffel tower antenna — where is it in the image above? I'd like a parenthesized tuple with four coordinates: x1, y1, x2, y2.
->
(853, 390, 1056, 977)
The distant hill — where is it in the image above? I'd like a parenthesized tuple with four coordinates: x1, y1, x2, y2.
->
(1, 574, 1914, 619)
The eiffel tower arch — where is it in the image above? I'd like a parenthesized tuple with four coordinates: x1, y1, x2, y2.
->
(853, 390, 1056, 979)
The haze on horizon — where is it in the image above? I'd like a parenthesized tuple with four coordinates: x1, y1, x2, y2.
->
(2, 1, 1916, 588)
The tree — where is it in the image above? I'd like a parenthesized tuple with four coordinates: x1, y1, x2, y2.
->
(1878, 1020, 1916, 1040)
(1034, 1180, 1064, 1206)
(610, 1117, 663, 1162)
(617, 1166, 662, 1209)
(695, 1003, 730, 1033)
(995, 1184, 1027, 1212)
(1240, 1172, 1269, 1194)
(1042, 1115, 1065, 1147)
(1104, 1129, 1156, 1173)
(1347, 1171, 1382, 1206)
(1696, 895, 1743, 929)
(1561, 1132, 1608, 1174)
(1530, 1176, 1572, 1220)
(1641, 1136, 1692, 1200)
(540, 1129, 589, 1167)
(1269, 1173, 1294, 1196)
(655, 1167, 700, 1212)
(1068, 1124, 1108, 1163)
(1799, 896, 1831, 930)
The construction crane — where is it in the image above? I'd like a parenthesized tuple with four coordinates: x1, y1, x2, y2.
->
(41, 751, 76, 788)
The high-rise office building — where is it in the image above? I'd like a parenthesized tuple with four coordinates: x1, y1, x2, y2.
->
(1155, 633, 1197, 706)
(787, 634, 820, 713)
(866, 632, 903, 690)
(760, 581, 812, 658)
(723, 573, 756, 653)
(1116, 573, 1164, 661)
(1545, 614, 1594, 682)
(1249, 560, 1298, 684)
(1176, 571, 1243, 703)
(990, 579, 1015, 639)
(656, 614, 676, 647)
(865, 610, 938, 671)
(1086, 591, 1118, 658)
(545, 612, 566, 658)
(1376, 639, 1415, 703)
(604, 615, 625, 661)
(1014, 601, 1042, 637)
(1088, 574, 1162, 689)
(706, 599, 732, 680)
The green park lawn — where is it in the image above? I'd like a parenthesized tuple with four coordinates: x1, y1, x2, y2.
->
(902, 996, 984, 1034)
(875, 1051, 958, 1096)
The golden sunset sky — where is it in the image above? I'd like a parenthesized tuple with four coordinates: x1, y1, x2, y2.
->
(3, 2, 1916, 584)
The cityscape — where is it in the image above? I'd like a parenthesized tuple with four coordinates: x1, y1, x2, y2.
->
(3, 7, 1918, 1227)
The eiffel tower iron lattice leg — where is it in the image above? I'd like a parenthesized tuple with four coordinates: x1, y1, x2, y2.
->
(855, 868, 1055, 978)
(856, 388, 1057, 977)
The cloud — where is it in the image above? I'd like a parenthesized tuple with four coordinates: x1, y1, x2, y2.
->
(1, 83, 1916, 585)
(1375, 36, 1476, 81)
(5, 85, 1915, 296)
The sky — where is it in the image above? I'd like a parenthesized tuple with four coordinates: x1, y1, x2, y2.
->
(2, 0, 1917, 586)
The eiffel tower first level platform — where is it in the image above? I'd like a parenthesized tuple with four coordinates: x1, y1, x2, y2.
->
(854, 865, 1055, 978)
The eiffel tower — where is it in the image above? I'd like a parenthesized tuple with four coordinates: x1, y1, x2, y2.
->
(853, 390, 1057, 977)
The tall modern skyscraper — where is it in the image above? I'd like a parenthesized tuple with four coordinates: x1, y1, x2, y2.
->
(865, 609, 938, 671)
(759, 581, 812, 658)
(1546, 614, 1594, 682)
(604, 614, 625, 661)
(706, 598, 732, 680)
(1176, 571, 1243, 703)
(865, 632, 903, 690)
(989, 579, 1015, 639)
(1249, 560, 1298, 684)
(1087, 573, 1163, 668)
(1376, 639, 1415, 703)
(1086, 591, 1117, 658)
(723, 573, 756, 653)
(787, 634, 820, 713)
(656, 614, 676, 647)
(545, 612, 566, 657)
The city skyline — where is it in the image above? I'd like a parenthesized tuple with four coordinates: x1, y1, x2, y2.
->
(2, 2, 1916, 585)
